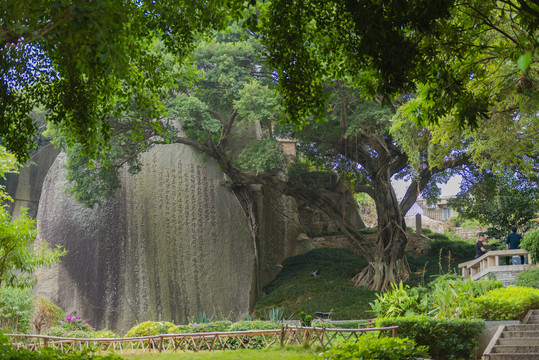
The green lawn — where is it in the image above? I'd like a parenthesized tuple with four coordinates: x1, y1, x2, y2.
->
(121, 347, 315, 360)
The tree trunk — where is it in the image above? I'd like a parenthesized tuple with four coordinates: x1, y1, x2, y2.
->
(212, 147, 410, 291)
(352, 166, 410, 291)
(352, 231, 410, 291)
(231, 185, 262, 310)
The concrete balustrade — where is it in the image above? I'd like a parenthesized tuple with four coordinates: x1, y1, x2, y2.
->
(459, 250, 536, 286)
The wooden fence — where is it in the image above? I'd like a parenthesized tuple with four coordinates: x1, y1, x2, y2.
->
(7, 325, 398, 354)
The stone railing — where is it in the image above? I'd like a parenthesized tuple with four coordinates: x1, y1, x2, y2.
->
(458, 249, 532, 281)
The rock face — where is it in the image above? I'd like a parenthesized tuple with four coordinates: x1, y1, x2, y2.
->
(3, 144, 60, 219)
(35, 144, 261, 334)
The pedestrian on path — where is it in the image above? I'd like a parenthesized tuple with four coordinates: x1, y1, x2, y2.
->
(506, 225, 525, 265)
(476, 233, 489, 258)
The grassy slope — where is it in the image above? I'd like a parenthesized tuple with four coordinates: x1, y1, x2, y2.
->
(255, 248, 375, 319)
(255, 239, 476, 320)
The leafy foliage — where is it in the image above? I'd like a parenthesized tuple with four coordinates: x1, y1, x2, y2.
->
(124, 321, 175, 337)
(376, 316, 484, 360)
(427, 238, 475, 260)
(0, 286, 34, 334)
(0, 0, 239, 161)
(314, 336, 429, 360)
(169, 321, 233, 334)
(57, 24, 283, 208)
(33, 297, 65, 335)
(421, 275, 501, 319)
(465, 286, 539, 321)
(237, 138, 287, 174)
(126, 320, 281, 350)
(0, 147, 17, 203)
(369, 282, 422, 318)
(370, 275, 500, 319)
(299, 312, 312, 327)
(253, 0, 455, 124)
(521, 229, 539, 264)
(515, 267, 539, 289)
(449, 169, 539, 241)
(0, 207, 66, 289)
(0, 331, 122, 360)
(42, 314, 116, 339)
(59, 315, 93, 332)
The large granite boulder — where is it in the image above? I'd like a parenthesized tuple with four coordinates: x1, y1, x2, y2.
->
(35, 144, 258, 334)
(3, 143, 60, 218)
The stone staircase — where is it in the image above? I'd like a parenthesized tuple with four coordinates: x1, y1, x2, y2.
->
(482, 310, 539, 359)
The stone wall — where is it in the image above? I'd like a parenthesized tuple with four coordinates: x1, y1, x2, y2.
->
(405, 215, 482, 240)
(35, 145, 264, 334)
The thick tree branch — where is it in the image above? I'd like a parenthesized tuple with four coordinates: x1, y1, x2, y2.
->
(207, 146, 376, 254)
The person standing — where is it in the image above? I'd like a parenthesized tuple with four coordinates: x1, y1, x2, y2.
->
(475, 233, 489, 258)
(506, 226, 525, 265)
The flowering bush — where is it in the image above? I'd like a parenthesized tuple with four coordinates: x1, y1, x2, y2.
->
(61, 315, 93, 332)
(44, 314, 94, 336)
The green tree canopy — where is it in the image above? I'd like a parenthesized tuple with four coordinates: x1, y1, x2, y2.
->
(449, 168, 539, 241)
(54, 26, 474, 291)
(0, 0, 238, 161)
(0, 146, 66, 289)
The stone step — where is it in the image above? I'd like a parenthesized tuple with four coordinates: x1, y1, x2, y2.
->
(491, 345, 539, 353)
(483, 354, 539, 360)
(497, 337, 539, 346)
(506, 324, 539, 331)
(526, 315, 539, 324)
(500, 331, 539, 338)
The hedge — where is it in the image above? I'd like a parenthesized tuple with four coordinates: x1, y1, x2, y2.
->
(465, 286, 539, 321)
(314, 336, 429, 360)
(376, 316, 484, 360)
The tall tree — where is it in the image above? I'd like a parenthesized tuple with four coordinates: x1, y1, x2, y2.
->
(53, 27, 470, 291)
(449, 168, 539, 241)
(0, 146, 65, 290)
(0, 0, 238, 161)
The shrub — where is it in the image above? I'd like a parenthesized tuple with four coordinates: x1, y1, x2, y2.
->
(369, 281, 422, 318)
(61, 314, 93, 332)
(465, 286, 539, 321)
(45, 328, 119, 339)
(516, 267, 539, 288)
(314, 336, 429, 360)
(91, 329, 119, 338)
(422, 275, 502, 318)
(521, 229, 539, 263)
(169, 321, 232, 333)
(125, 321, 175, 337)
(299, 311, 312, 326)
(33, 297, 64, 334)
(263, 306, 292, 322)
(427, 238, 474, 260)
(227, 320, 281, 349)
(421, 228, 433, 235)
(0, 286, 34, 334)
(427, 233, 449, 241)
(228, 320, 280, 331)
(0, 331, 121, 359)
(359, 227, 377, 234)
(377, 316, 484, 360)
(312, 320, 368, 329)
